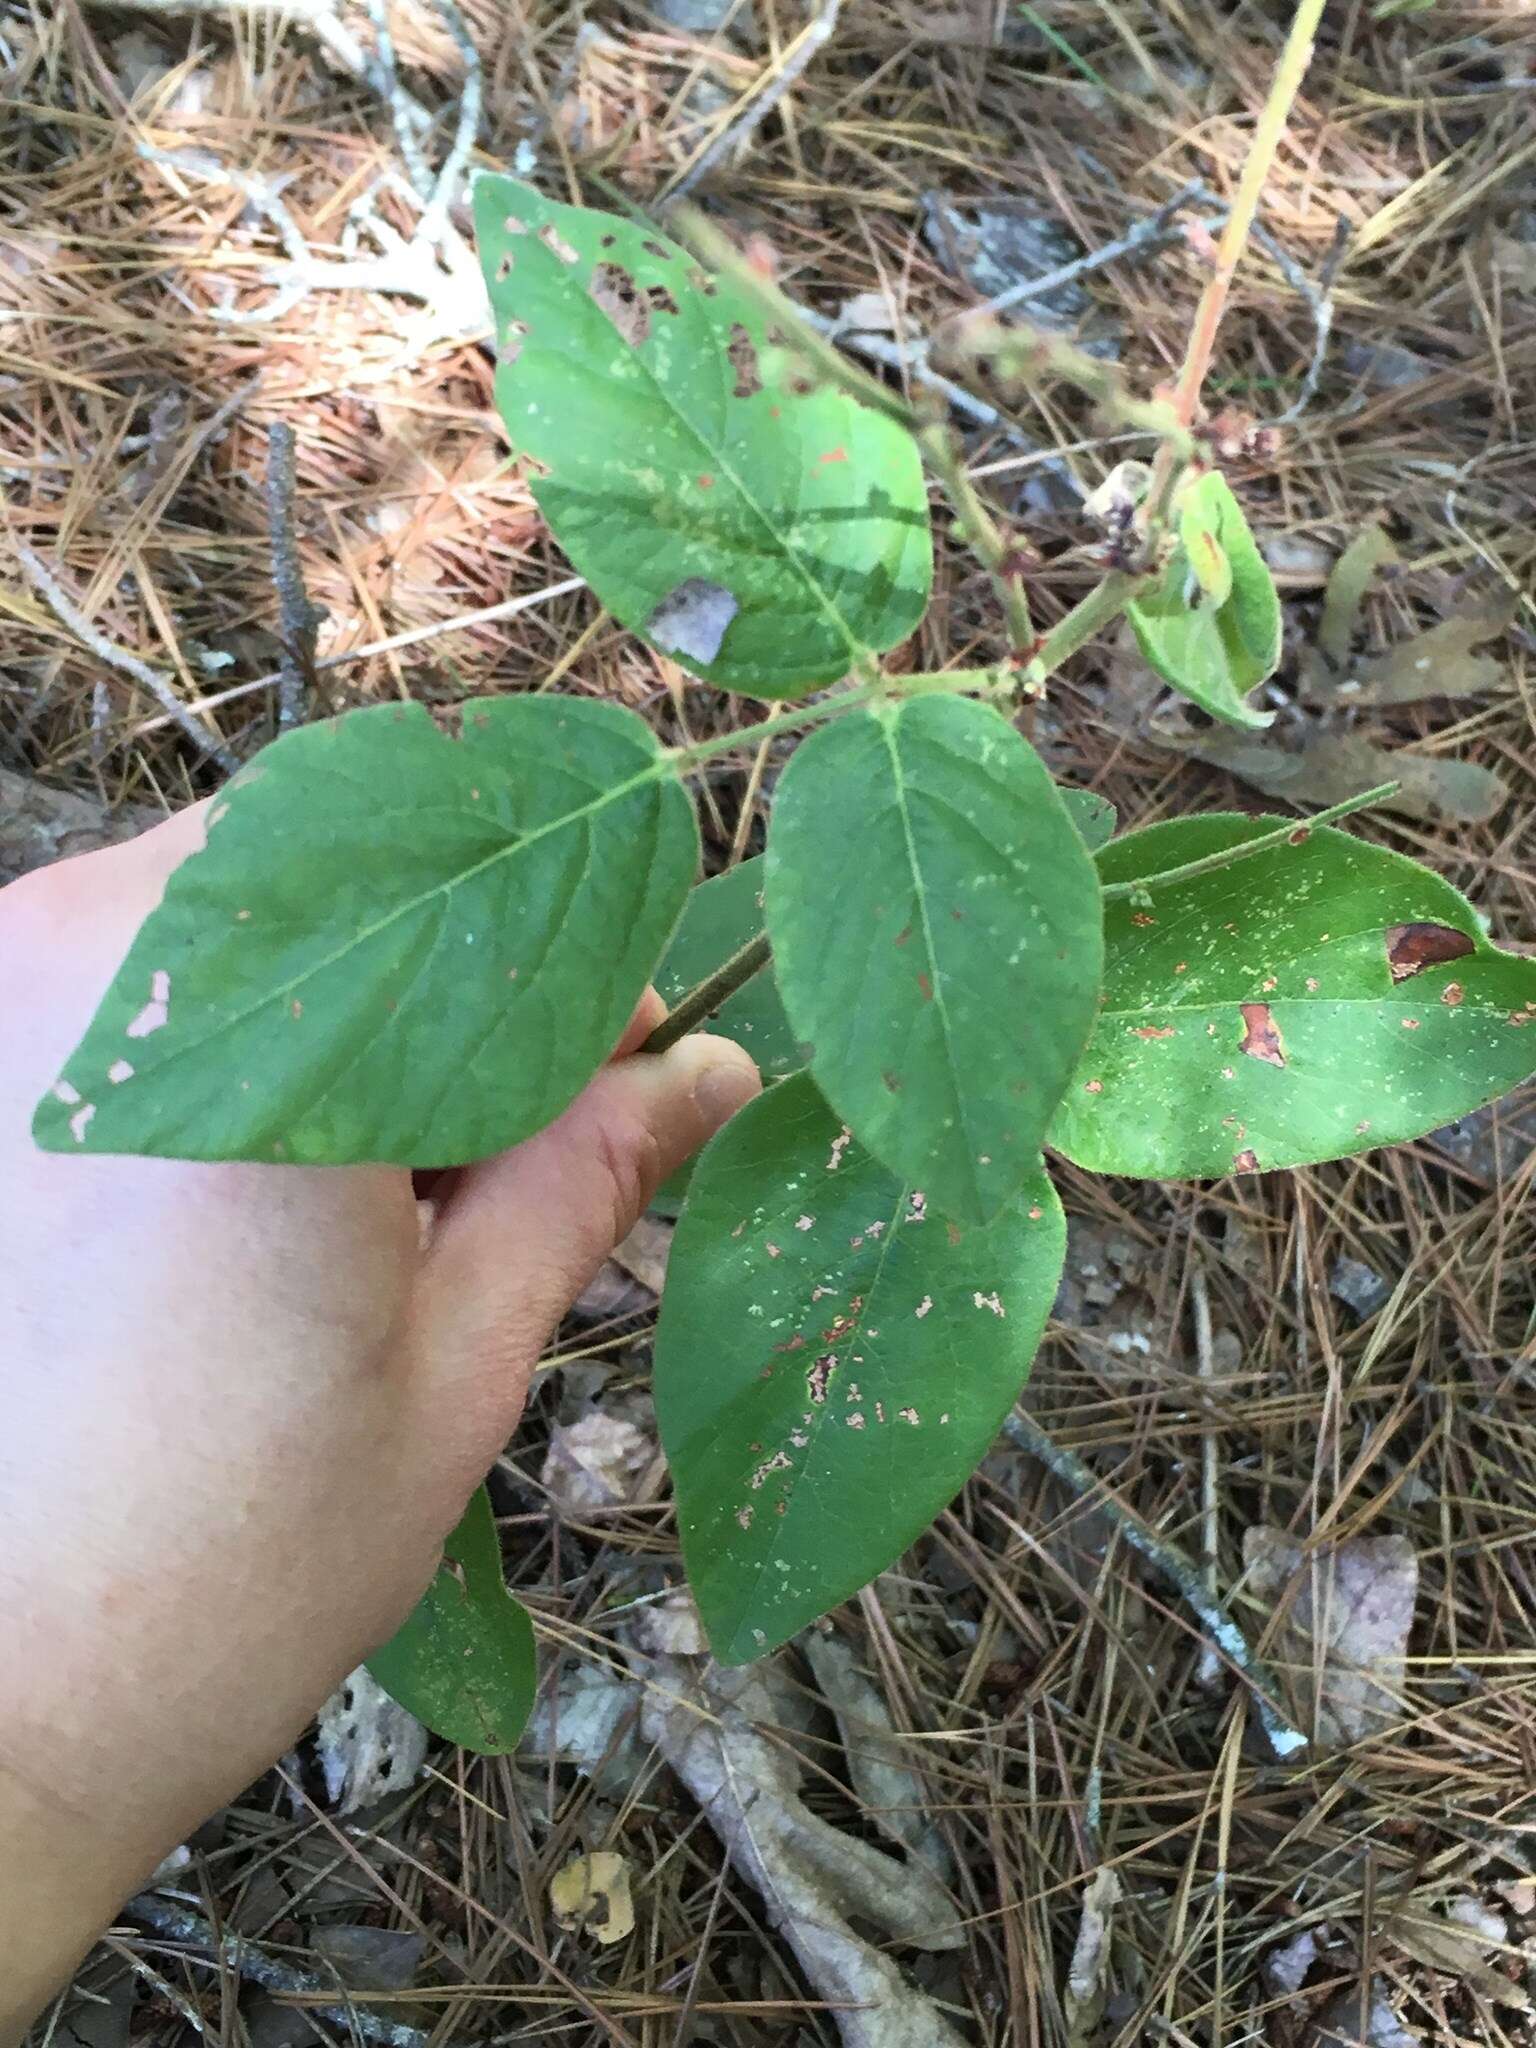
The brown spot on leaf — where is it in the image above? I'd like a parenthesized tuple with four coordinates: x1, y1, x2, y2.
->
(1441, 982, 1464, 1006)
(697, 473, 715, 490)
(642, 239, 670, 260)
(807, 1354, 836, 1404)
(815, 445, 848, 466)
(894, 923, 912, 947)
(590, 262, 652, 345)
(1132, 1025, 1175, 1041)
(727, 323, 761, 398)
(538, 222, 579, 264)
(945, 1221, 962, 1248)
(1238, 1002, 1286, 1067)
(1131, 911, 1157, 927)
(916, 971, 934, 1001)
(498, 319, 530, 366)
(882, 1069, 902, 1092)
(1084, 1078, 1104, 1094)
(1232, 1148, 1261, 1173)
(1386, 922, 1474, 982)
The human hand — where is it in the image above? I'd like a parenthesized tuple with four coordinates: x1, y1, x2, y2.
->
(0, 804, 760, 2037)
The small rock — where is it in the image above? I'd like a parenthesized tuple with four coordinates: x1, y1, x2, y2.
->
(1427, 1084, 1536, 1187)
(1330, 1255, 1392, 1318)
(1342, 338, 1433, 391)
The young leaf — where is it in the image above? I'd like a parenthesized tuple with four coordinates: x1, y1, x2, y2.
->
(369, 1487, 536, 1754)
(1059, 786, 1117, 852)
(654, 1073, 1064, 1663)
(33, 698, 697, 1164)
(473, 175, 931, 697)
(1128, 473, 1280, 730)
(1049, 814, 1536, 1179)
(765, 696, 1102, 1224)
(654, 857, 802, 1080)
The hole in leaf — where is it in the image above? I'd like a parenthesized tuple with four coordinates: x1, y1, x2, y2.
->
(646, 577, 739, 665)
(494, 252, 512, 282)
(728, 323, 761, 398)
(538, 222, 579, 264)
(1237, 1002, 1286, 1067)
(503, 214, 528, 234)
(590, 261, 651, 345)
(498, 319, 530, 366)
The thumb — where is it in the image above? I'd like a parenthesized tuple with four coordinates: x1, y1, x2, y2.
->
(406, 1033, 761, 1471)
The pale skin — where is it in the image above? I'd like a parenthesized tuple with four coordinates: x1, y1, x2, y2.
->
(0, 806, 762, 2044)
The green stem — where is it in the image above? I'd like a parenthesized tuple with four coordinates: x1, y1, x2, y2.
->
(668, 667, 1011, 771)
(641, 931, 772, 1056)
(1025, 571, 1142, 686)
(1100, 783, 1401, 899)
(918, 422, 1035, 653)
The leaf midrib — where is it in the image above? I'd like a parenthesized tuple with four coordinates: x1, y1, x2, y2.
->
(521, 215, 865, 667)
(80, 755, 668, 1087)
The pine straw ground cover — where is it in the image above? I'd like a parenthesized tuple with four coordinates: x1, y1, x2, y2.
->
(4, 1, 1536, 2043)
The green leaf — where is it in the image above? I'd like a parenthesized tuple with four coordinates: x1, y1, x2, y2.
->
(1049, 814, 1536, 1179)
(369, 1487, 536, 1753)
(473, 176, 932, 697)
(33, 697, 697, 1164)
(764, 696, 1102, 1224)
(1059, 786, 1117, 852)
(654, 1073, 1064, 1662)
(654, 857, 802, 1079)
(649, 857, 805, 1218)
(1129, 473, 1280, 730)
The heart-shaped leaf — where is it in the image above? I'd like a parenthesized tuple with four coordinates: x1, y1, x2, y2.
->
(765, 696, 1102, 1223)
(33, 697, 697, 1163)
(655, 1072, 1065, 1662)
(1049, 814, 1536, 1178)
(369, 1487, 535, 1754)
(473, 176, 932, 696)
(1128, 473, 1279, 730)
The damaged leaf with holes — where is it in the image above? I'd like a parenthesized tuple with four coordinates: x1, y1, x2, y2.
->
(765, 695, 1102, 1224)
(1049, 815, 1536, 1179)
(369, 1487, 536, 1752)
(473, 176, 932, 695)
(32, 697, 697, 1163)
(1128, 472, 1280, 729)
(654, 1072, 1065, 1662)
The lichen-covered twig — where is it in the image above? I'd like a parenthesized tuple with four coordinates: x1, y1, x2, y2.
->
(968, 177, 1213, 320)
(666, 0, 845, 203)
(1252, 215, 1350, 426)
(14, 539, 239, 775)
(263, 423, 324, 732)
(122, 1894, 428, 2048)
(1002, 1413, 1308, 1759)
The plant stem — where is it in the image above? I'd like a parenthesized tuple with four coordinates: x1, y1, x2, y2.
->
(641, 932, 773, 1057)
(1025, 571, 1142, 685)
(1099, 783, 1401, 899)
(667, 667, 1011, 772)
(918, 421, 1034, 653)
(1145, 0, 1327, 521)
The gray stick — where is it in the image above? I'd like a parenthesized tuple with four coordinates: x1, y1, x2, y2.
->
(1002, 1411, 1309, 1759)
(1252, 215, 1351, 426)
(123, 1895, 428, 2048)
(666, 0, 844, 202)
(966, 177, 1215, 319)
(263, 423, 322, 732)
(14, 540, 239, 775)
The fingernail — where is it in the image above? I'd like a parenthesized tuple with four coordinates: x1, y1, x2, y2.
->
(692, 1055, 760, 1131)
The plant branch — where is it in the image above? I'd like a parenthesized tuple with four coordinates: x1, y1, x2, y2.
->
(668, 667, 1012, 772)
(1099, 783, 1401, 898)
(642, 932, 773, 1057)
(1003, 1413, 1307, 1760)
(918, 422, 1034, 654)
(1026, 571, 1143, 685)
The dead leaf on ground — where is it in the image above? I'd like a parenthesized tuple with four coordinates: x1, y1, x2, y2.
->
(1380, 1894, 1527, 2008)
(608, 1213, 673, 1296)
(1311, 520, 1400, 671)
(1064, 1867, 1122, 2048)
(549, 1850, 635, 1944)
(1312, 1979, 1422, 2048)
(1306, 593, 1518, 710)
(1265, 1922, 1328, 2005)
(641, 1650, 967, 2048)
(541, 1409, 656, 1511)
(1244, 1530, 1417, 1751)
(315, 1666, 428, 1814)
(1174, 725, 1507, 826)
